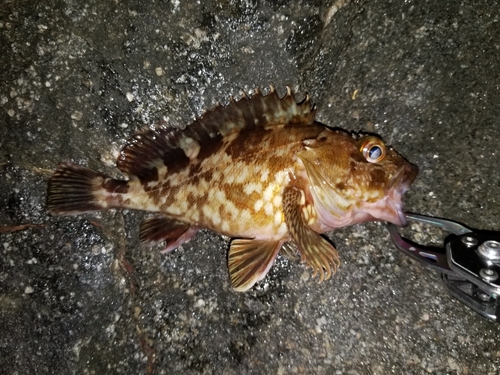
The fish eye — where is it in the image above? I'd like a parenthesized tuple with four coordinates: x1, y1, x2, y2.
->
(360, 138, 386, 163)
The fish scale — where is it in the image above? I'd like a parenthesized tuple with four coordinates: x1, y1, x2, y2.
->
(47, 86, 418, 291)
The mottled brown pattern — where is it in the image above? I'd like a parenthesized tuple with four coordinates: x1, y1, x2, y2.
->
(148, 188, 162, 206)
(105, 192, 125, 207)
(160, 180, 171, 192)
(102, 178, 129, 194)
(225, 127, 272, 160)
(200, 169, 213, 183)
(367, 168, 388, 188)
(162, 147, 190, 175)
(190, 135, 224, 171)
(187, 174, 201, 187)
(140, 167, 159, 188)
(159, 182, 177, 207)
(217, 201, 226, 221)
(186, 191, 200, 207)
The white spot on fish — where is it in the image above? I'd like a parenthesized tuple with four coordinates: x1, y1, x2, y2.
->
(274, 211, 282, 226)
(169, 205, 182, 216)
(224, 200, 240, 219)
(264, 202, 274, 216)
(277, 222, 287, 236)
(254, 199, 263, 212)
(260, 168, 269, 182)
(158, 165, 169, 180)
(213, 212, 222, 225)
(191, 210, 200, 222)
(180, 137, 201, 159)
(362, 190, 382, 201)
(214, 190, 226, 202)
(299, 190, 306, 206)
(244, 182, 262, 195)
(202, 204, 221, 226)
(263, 184, 275, 202)
(241, 209, 252, 223)
(234, 163, 250, 183)
(145, 180, 159, 190)
(211, 170, 222, 182)
(220, 122, 238, 136)
(272, 194, 282, 208)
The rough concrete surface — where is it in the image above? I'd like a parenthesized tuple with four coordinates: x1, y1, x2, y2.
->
(1, 0, 500, 374)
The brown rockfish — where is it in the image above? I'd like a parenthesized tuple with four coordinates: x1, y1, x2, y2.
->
(47, 86, 418, 291)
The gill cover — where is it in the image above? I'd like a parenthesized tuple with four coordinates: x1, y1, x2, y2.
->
(297, 130, 359, 217)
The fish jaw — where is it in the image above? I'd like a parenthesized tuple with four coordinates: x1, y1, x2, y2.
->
(307, 159, 419, 230)
(357, 162, 418, 227)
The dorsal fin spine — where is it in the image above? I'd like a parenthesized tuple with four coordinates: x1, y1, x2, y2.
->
(117, 86, 316, 179)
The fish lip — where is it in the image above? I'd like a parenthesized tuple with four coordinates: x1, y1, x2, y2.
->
(387, 197, 408, 227)
(389, 162, 418, 195)
(386, 163, 419, 226)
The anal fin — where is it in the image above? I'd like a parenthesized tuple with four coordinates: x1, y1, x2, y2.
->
(228, 239, 282, 292)
(140, 215, 197, 253)
(283, 186, 340, 281)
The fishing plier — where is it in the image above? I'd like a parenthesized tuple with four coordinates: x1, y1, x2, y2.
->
(388, 213, 500, 322)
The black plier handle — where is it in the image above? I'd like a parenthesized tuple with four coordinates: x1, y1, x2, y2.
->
(388, 213, 500, 322)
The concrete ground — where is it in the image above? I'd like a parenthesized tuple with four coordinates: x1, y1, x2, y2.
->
(1, 0, 499, 374)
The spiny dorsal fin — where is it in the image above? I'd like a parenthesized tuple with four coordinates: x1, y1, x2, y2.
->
(117, 86, 316, 179)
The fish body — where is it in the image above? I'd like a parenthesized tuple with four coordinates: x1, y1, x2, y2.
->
(48, 86, 418, 291)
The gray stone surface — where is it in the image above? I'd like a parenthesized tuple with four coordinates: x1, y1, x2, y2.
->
(1, 0, 500, 374)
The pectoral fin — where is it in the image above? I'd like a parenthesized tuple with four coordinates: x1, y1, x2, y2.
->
(140, 215, 197, 253)
(228, 239, 282, 292)
(283, 186, 340, 281)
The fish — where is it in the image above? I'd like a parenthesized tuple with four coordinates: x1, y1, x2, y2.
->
(47, 86, 418, 291)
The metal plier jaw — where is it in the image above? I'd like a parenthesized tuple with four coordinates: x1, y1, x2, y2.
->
(388, 213, 500, 322)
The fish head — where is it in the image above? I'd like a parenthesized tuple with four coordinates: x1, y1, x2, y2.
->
(297, 129, 418, 229)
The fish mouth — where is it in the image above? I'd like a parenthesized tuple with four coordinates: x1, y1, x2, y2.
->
(385, 163, 419, 226)
(300, 155, 418, 229)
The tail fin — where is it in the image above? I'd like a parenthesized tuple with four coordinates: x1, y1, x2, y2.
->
(47, 162, 127, 216)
